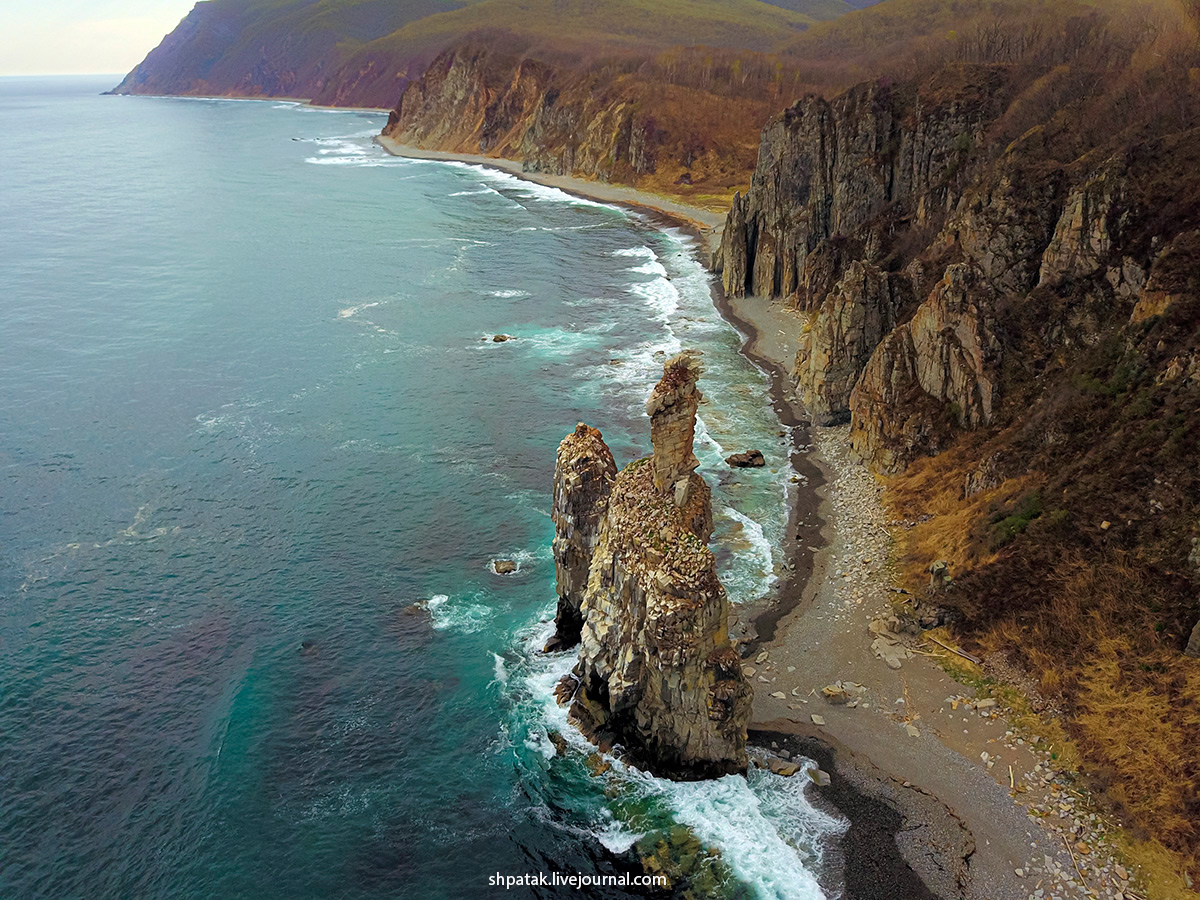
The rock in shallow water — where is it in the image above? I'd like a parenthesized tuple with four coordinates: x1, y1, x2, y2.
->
(725, 449, 765, 468)
(547, 424, 615, 653)
(558, 353, 752, 779)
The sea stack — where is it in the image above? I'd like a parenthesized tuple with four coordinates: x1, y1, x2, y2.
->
(546, 424, 617, 653)
(555, 353, 752, 779)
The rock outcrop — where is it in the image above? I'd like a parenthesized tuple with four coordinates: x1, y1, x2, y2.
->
(557, 354, 751, 779)
(381, 44, 770, 200)
(1187, 618, 1200, 659)
(849, 264, 998, 472)
(717, 67, 1007, 299)
(794, 260, 910, 424)
(547, 424, 616, 653)
(1038, 159, 1126, 286)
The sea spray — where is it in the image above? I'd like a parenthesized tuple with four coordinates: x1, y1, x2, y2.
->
(500, 616, 846, 900)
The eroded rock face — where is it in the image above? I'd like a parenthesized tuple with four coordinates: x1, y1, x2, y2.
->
(1130, 230, 1200, 324)
(548, 424, 617, 653)
(849, 264, 999, 472)
(560, 355, 751, 779)
(794, 261, 910, 424)
(941, 154, 1064, 295)
(718, 68, 1007, 299)
(1038, 158, 1127, 286)
(646, 354, 703, 496)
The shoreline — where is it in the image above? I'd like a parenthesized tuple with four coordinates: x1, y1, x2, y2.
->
(729, 296, 1137, 900)
(375, 136, 726, 257)
(375, 137, 823, 663)
(374, 137, 955, 897)
(371, 136, 962, 898)
(105, 89, 393, 114)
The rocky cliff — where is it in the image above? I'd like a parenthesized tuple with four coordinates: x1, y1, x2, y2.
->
(554, 354, 751, 779)
(380, 44, 778, 205)
(721, 13, 1200, 869)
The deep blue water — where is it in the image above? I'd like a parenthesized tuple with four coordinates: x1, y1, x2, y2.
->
(0, 76, 843, 900)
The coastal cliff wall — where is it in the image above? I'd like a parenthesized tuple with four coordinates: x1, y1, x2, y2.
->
(380, 44, 778, 205)
(554, 355, 751, 779)
(722, 33, 1200, 869)
(719, 58, 1199, 478)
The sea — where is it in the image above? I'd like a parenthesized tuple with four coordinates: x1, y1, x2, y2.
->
(0, 76, 846, 900)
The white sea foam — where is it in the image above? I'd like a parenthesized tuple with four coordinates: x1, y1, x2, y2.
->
(503, 618, 844, 899)
(474, 325, 612, 356)
(449, 186, 501, 197)
(718, 504, 777, 604)
(630, 258, 669, 277)
(487, 289, 530, 299)
(594, 814, 643, 855)
(627, 276, 680, 325)
(613, 246, 656, 259)
(492, 653, 509, 685)
(631, 769, 844, 900)
(338, 301, 380, 319)
(305, 156, 409, 167)
(425, 593, 495, 634)
(486, 546, 549, 574)
(458, 164, 617, 210)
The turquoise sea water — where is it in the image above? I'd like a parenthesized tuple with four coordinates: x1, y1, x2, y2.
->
(0, 77, 844, 899)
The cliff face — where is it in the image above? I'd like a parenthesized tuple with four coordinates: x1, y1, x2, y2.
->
(555, 355, 751, 779)
(380, 44, 777, 204)
(719, 57, 1199, 476)
(794, 259, 910, 424)
(718, 67, 1006, 300)
(724, 27, 1200, 867)
(849, 263, 999, 471)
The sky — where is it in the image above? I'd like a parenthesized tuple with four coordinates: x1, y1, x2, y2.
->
(0, 0, 194, 76)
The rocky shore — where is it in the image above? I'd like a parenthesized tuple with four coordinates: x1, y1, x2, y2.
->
(375, 135, 1147, 900)
(725, 293, 1148, 900)
(552, 356, 753, 780)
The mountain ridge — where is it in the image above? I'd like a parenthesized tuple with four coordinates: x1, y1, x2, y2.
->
(112, 0, 853, 107)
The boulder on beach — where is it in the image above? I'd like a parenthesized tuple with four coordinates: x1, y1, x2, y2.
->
(766, 756, 801, 776)
(725, 449, 765, 468)
(822, 684, 851, 704)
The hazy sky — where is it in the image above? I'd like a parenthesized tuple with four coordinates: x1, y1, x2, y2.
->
(0, 0, 194, 76)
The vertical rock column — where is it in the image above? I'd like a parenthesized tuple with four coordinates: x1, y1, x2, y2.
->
(564, 353, 751, 779)
(546, 424, 616, 653)
(646, 353, 709, 532)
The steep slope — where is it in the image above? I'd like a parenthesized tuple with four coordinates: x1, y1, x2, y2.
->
(114, 0, 852, 108)
(111, 0, 476, 102)
(380, 42, 787, 207)
(719, 0, 1200, 878)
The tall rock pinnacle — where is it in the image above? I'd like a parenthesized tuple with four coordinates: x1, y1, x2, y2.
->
(547, 424, 616, 653)
(553, 353, 751, 779)
(646, 352, 703, 499)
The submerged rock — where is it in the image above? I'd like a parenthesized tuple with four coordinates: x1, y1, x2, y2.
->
(561, 353, 752, 779)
